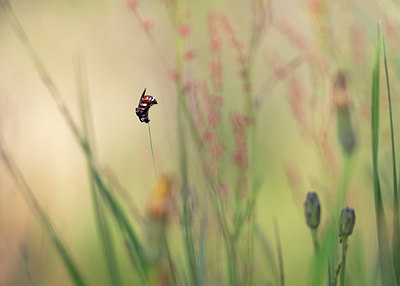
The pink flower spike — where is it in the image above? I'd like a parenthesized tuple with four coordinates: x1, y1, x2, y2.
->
(185, 49, 196, 61)
(126, 0, 140, 10)
(209, 61, 221, 73)
(164, 0, 176, 5)
(168, 69, 180, 82)
(202, 131, 214, 143)
(141, 19, 154, 31)
(178, 24, 191, 38)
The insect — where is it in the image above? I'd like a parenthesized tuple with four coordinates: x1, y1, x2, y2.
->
(135, 88, 158, 123)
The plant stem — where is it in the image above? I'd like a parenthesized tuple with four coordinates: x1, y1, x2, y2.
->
(340, 237, 348, 286)
(147, 123, 157, 181)
(311, 229, 319, 255)
(273, 218, 285, 286)
(336, 154, 353, 215)
(74, 55, 122, 286)
(0, 146, 89, 286)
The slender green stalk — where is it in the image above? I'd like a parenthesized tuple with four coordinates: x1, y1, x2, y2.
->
(177, 81, 199, 286)
(0, 2, 149, 282)
(74, 54, 122, 286)
(20, 246, 39, 286)
(255, 224, 279, 285)
(172, 5, 199, 284)
(311, 229, 320, 255)
(382, 30, 400, 285)
(147, 123, 158, 181)
(163, 235, 178, 286)
(178, 117, 199, 286)
(273, 218, 285, 286)
(340, 238, 348, 286)
(0, 146, 89, 286)
(152, 12, 236, 286)
(0, 0, 84, 147)
(371, 24, 397, 286)
(89, 166, 149, 285)
(336, 154, 353, 215)
(198, 210, 207, 286)
(311, 220, 336, 286)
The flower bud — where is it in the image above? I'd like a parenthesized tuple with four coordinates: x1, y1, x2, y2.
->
(332, 71, 357, 155)
(339, 207, 356, 240)
(304, 192, 321, 229)
(146, 175, 174, 221)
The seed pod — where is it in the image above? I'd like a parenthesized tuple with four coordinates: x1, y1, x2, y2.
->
(332, 72, 356, 155)
(339, 207, 356, 240)
(304, 192, 321, 229)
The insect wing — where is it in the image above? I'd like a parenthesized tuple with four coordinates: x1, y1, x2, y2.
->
(138, 88, 146, 106)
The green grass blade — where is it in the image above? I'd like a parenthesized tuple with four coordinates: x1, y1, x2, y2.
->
(0, 0, 85, 147)
(371, 25, 397, 286)
(74, 54, 123, 286)
(310, 219, 336, 286)
(0, 146, 89, 286)
(381, 29, 400, 285)
(90, 167, 149, 285)
(0, 1, 149, 282)
(255, 224, 278, 285)
(273, 218, 285, 286)
(20, 245, 39, 286)
(164, 236, 178, 286)
(198, 210, 207, 286)
(177, 95, 199, 286)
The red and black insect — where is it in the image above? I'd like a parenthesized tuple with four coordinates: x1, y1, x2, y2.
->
(135, 88, 158, 123)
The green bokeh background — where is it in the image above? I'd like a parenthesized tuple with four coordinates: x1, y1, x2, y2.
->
(0, 0, 399, 285)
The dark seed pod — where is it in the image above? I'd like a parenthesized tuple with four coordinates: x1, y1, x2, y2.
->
(304, 192, 321, 229)
(339, 207, 356, 241)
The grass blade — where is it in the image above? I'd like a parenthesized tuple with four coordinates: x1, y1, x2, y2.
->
(198, 210, 207, 286)
(178, 96, 199, 286)
(0, 146, 89, 286)
(90, 167, 149, 284)
(273, 217, 285, 286)
(164, 236, 178, 286)
(371, 24, 396, 286)
(255, 224, 279, 285)
(310, 220, 336, 286)
(381, 29, 400, 285)
(0, 0, 84, 147)
(74, 54, 123, 286)
(0, 1, 149, 282)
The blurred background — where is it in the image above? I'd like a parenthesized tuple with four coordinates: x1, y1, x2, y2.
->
(0, 0, 399, 285)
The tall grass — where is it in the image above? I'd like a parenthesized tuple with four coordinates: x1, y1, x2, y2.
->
(371, 25, 397, 286)
(3, 0, 400, 286)
(0, 145, 89, 286)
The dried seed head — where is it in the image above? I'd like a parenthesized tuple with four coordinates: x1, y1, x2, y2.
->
(339, 207, 356, 241)
(304, 192, 321, 229)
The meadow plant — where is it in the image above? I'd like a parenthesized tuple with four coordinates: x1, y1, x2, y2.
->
(2, 1, 400, 286)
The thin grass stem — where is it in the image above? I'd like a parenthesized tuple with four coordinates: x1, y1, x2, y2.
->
(0, 146, 89, 286)
(382, 30, 400, 284)
(147, 123, 158, 181)
(311, 229, 320, 255)
(74, 54, 123, 286)
(273, 217, 285, 286)
(340, 238, 348, 286)
(371, 24, 397, 286)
